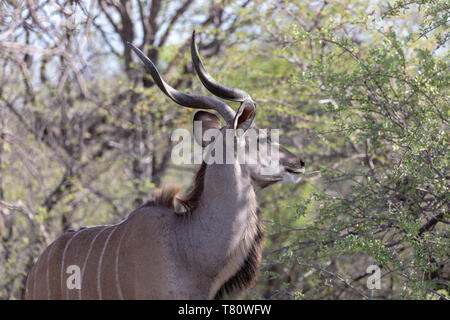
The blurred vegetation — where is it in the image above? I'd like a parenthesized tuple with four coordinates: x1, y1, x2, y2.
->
(0, 0, 448, 299)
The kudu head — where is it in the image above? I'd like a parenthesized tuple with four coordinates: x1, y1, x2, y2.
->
(128, 31, 305, 188)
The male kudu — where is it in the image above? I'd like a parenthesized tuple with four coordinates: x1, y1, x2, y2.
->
(25, 31, 305, 300)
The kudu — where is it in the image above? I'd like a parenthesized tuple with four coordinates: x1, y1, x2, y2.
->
(25, 31, 306, 300)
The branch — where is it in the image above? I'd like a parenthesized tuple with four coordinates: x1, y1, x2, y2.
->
(157, 0, 194, 47)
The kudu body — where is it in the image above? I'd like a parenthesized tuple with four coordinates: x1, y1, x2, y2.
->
(25, 31, 305, 300)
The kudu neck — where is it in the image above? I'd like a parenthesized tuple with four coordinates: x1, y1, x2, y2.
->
(179, 161, 258, 295)
(197, 162, 254, 215)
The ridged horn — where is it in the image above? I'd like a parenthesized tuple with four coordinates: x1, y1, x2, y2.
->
(128, 42, 235, 123)
(191, 30, 250, 102)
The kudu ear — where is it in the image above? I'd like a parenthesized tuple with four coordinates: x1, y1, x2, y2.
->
(233, 100, 256, 133)
(193, 111, 222, 147)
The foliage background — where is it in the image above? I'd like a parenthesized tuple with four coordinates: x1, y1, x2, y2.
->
(0, 0, 448, 299)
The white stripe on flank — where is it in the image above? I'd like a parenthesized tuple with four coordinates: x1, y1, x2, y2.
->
(63, 228, 91, 299)
(97, 226, 117, 300)
(79, 227, 108, 300)
(60, 230, 83, 297)
(115, 227, 127, 300)
(32, 248, 45, 299)
(46, 242, 56, 299)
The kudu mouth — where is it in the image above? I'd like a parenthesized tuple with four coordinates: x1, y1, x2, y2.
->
(279, 154, 306, 184)
(281, 166, 305, 185)
(280, 148, 306, 176)
(285, 167, 306, 174)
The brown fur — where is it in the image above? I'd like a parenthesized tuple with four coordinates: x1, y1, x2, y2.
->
(142, 162, 207, 213)
(141, 185, 181, 211)
(152, 185, 182, 210)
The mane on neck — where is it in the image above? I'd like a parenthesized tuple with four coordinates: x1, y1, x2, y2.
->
(141, 162, 207, 213)
(177, 162, 207, 212)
